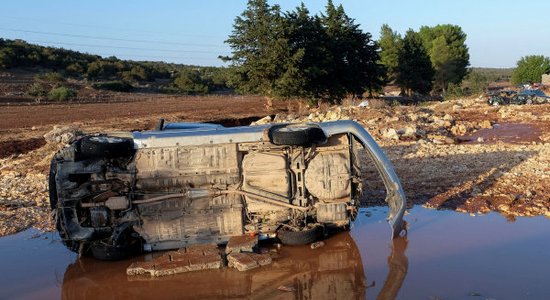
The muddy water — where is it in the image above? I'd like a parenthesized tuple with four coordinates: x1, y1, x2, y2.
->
(1, 206, 549, 300)
(459, 123, 542, 144)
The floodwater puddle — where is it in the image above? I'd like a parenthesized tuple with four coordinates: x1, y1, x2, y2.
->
(458, 123, 542, 144)
(1, 206, 549, 299)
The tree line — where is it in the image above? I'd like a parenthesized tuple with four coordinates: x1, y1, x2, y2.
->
(0, 38, 230, 94)
(1, 0, 481, 103)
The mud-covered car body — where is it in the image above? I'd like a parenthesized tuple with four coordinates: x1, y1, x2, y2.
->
(49, 120, 406, 259)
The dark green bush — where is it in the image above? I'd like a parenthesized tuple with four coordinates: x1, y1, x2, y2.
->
(92, 81, 133, 92)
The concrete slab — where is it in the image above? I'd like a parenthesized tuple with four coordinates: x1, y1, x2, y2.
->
(127, 244, 223, 277)
(227, 252, 272, 272)
(225, 234, 258, 254)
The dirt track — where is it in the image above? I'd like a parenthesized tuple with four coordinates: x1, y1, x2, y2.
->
(0, 95, 282, 133)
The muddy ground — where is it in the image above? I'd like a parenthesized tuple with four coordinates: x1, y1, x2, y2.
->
(0, 94, 548, 236)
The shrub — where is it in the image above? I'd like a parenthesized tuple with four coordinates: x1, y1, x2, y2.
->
(26, 82, 47, 97)
(92, 81, 133, 92)
(48, 86, 76, 101)
(36, 71, 64, 82)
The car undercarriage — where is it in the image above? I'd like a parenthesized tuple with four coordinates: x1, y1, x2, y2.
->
(50, 121, 406, 260)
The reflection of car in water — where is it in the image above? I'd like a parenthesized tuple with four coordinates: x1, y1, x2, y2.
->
(50, 120, 406, 260)
(61, 232, 362, 299)
(61, 232, 409, 300)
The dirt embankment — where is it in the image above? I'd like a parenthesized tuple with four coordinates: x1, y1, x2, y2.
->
(0, 95, 548, 236)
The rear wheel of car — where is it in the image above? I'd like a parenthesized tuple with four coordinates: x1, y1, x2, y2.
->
(80, 135, 134, 158)
(277, 225, 322, 246)
(270, 124, 326, 147)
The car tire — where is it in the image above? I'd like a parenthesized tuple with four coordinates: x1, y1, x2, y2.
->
(80, 135, 134, 158)
(277, 225, 322, 246)
(90, 239, 142, 261)
(270, 124, 326, 146)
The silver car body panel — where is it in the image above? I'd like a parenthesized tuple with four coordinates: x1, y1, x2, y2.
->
(133, 120, 406, 238)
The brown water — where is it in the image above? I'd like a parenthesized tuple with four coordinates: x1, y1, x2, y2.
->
(459, 123, 542, 144)
(1, 206, 549, 300)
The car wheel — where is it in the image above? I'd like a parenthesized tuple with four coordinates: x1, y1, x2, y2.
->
(270, 124, 326, 146)
(80, 135, 134, 158)
(277, 225, 322, 246)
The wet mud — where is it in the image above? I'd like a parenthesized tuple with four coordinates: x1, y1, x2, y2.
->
(1, 206, 549, 299)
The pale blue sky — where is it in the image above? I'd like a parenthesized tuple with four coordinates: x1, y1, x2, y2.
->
(1, 0, 549, 68)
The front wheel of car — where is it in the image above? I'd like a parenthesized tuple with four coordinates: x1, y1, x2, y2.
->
(270, 124, 326, 147)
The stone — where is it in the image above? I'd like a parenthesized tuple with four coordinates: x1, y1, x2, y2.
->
(43, 126, 82, 144)
(443, 114, 454, 121)
(479, 120, 492, 129)
(225, 234, 258, 254)
(450, 124, 468, 136)
(251, 115, 272, 126)
(397, 126, 418, 139)
(227, 252, 272, 271)
(382, 128, 399, 140)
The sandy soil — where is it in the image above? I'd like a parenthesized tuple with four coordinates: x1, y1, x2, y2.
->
(0, 94, 548, 236)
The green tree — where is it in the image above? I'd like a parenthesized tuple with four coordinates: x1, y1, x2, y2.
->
(379, 24, 402, 83)
(396, 30, 434, 97)
(511, 55, 550, 84)
(222, 0, 296, 99)
(418, 25, 470, 92)
(320, 1, 386, 99)
(223, 0, 385, 103)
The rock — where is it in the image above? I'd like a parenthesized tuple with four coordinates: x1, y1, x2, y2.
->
(477, 137, 485, 142)
(479, 120, 492, 129)
(227, 252, 272, 271)
(444, 137, 457, 144)
(397, 126, 418, 139)
(251, 116, 272, 126)
(325, 110, 340, 121)
(443, 114, 454, 121)
(382, 128, 400, 140)
(450, 124, 468, 136)
(43, 126, 82, 144)
(225, 234, 258, 254)
(310, 241, 325, 249)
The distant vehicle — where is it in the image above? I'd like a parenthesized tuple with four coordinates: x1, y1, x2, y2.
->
(487, 89, 549, 105)
(49, 120, 406, 260)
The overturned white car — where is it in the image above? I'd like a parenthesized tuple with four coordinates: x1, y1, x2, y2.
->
(49, 120, 406, 260)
